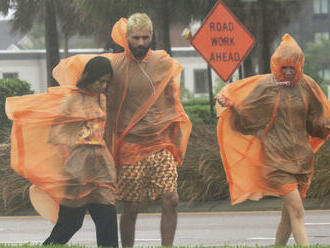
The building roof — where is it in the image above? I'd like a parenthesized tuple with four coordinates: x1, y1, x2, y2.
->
(0, 47, 199, 60)
(0, 20, 25, 50)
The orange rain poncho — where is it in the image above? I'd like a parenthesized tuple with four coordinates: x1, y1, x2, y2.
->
(217, 34, 330, 205)
(53, 18, 192, 167)
(6, 76, 116, 223)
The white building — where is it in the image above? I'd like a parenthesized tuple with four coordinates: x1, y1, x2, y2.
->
(0, 48, 223, 96)
(0, 19, 224, 96)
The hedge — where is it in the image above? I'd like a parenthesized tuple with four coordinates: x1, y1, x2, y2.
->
(0, 78, 33, 138)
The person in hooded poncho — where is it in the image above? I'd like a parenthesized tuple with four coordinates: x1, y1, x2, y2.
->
(52, 13, 191, 247)
(6, 56, 118, 247)
(216, 34, 330, 246)
(106, 13, 191, 247)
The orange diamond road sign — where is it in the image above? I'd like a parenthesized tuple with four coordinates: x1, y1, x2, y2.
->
(191, 1, 255, 82)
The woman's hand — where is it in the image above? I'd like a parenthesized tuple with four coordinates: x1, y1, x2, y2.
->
(215, 93, 232, 107)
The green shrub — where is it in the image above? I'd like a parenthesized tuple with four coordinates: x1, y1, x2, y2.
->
(184, 104, 217, 124)
(0, 136, 31, 214)
(0, 78, 33, 214)
(178, 121, 229, 202)
(0, 78, 34, 132)
(182, 97, 210, 106)
(308, 140, 330, 200)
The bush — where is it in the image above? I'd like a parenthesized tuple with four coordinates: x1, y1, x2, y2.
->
(0, 142, 31, 214)
(182, 97, 210, 106)
(308, 140, 330, 200)
(0, 78, 34, 133)
(179, 100, 228, 202)
(0, 78, 33, 214)
(184, 104, 216, 124)
(178, 121, 229, 202)
(176, 84, 228, 203)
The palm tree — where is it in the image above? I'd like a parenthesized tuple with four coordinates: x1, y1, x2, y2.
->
(44, 0, 59, 86)
(56, 0, 82, 58)
(75, 0, 129, 52)
(228, 0, 307, 75)
(0, 0, 59, 87)
(76, 0, 175, 54)
(150, 0, 171, 55)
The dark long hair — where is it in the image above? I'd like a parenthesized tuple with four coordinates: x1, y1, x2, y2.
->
(76, 56, 113, 89)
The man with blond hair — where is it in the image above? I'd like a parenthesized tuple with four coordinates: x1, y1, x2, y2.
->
(104, 13, 192, 247)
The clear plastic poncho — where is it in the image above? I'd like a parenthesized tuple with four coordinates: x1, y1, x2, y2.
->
(217, 34, 330, 204)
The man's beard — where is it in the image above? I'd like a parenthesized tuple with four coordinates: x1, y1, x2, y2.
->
(129, 43, 151, 60)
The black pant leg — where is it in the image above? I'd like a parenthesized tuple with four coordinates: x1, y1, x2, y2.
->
(88, 203, 119, 247)
(43, 205, 86, 245)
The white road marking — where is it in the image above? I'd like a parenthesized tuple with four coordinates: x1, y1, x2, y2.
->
(306, 223, 330, 225)
(136, 239, 161, 241)
(2, 238, 161, 244)
(1, 241, 41, 244)
(248, 237, 294, 240)
(248, 237, 275, 240)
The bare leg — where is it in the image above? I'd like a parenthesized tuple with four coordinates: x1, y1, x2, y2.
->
(275, 202, 291, 246)
(281, 189, 309, 246)
(161, 192, 179, 246)
(120, 201, 141, 247)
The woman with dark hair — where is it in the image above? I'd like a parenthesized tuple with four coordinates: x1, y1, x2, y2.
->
(6, 56, 118, 247)
(76, 56, 113, 90)
(43, 56, 118, 247)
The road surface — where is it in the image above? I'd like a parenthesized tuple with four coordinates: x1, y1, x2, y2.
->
(1, 210, 330, 247)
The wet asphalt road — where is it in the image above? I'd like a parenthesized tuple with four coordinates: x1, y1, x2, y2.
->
(1, 210, 330, 247)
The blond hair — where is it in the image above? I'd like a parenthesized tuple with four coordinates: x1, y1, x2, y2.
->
(127, 13, 153, 35)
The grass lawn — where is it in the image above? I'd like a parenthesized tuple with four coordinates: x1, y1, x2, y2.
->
(1, 245, 330, 248)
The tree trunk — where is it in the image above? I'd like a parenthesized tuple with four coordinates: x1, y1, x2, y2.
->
(45, 0, 60, 87)
(256, 0, 273, 74)
(151, 0, 171, 55)
(242, 1, 256, 77)
(261, 29, 271, 74)
(64, 33, 69, 58)
(243, 54, 255, 77)
(255, 0, 264, 74)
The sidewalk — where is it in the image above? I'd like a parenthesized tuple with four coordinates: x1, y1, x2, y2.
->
(135, 197, 330, 213)
(3, 197, 330, 216)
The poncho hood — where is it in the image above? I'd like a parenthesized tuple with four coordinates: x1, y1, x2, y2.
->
(270, 33, 305, 84)
(111, 18, 129, 50)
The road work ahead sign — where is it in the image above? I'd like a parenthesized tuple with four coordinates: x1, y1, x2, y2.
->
(191, 1, 255, 82)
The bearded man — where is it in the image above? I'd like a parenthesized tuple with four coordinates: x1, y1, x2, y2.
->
(104, 13, 192, 247)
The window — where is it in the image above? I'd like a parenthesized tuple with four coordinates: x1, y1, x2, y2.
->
(194, 69, 208, 94)
(314, 0, 328, 14)
(180, 69, 185, 89)
(318, 69, 330, 80)
(314, 32, 329, 43)
(3, 72, 18, 79)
